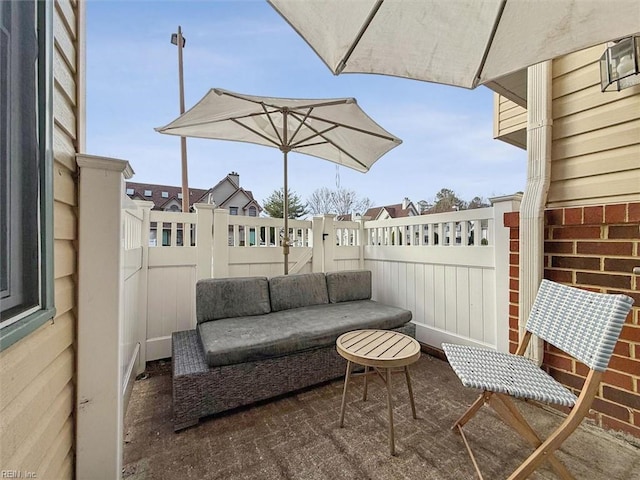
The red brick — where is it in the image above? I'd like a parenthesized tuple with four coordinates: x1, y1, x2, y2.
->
(619, 324, 640, 343)
(553, 226, 602, 240)
(608, 225, 640, 239)
(547, 368, 585, 390)
(603, 386, 640, 410)
(509, 278, 519, 290)
(605, 204, 627, 224)
(604, 258, 640, 274)
(576, 272, 631, 289)
(503, 211, 520, 228)
(577, 241, 634, 256)
(601, 415, 640, 438)
(509, 229, 519, 240)
(510, 240, 519, 252)
(544, 269, 573, 283)
(602, 369, 634, 391)
(608, 354, 640, 374)
(545, 241, 574, 254)
(629, 203, 640, 223)
(509, 265, 518, 277)
(544, 352, 573, 372)
(613, 340, 631, 357)
(584, 206, 604, 225)
(551, 256, 600, 270)
(509, 253, 519, 265)
(509, 329, 519, 344)
(509, 291, 519, 303)
(509, 304, 519, 317)
(545, 209, 564, 226)
(592, 397, 631, 421)
(563, 207, 583, 225)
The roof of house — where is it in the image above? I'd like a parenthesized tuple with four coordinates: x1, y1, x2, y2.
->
(126, 182, 209, 210)
(363, 202, 416, 219)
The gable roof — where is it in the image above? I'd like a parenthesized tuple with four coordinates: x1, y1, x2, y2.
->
(125, 181, 209, 211)
(363, 202, 417, 220)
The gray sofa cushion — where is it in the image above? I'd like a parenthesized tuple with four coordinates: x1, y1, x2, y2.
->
(326, 270, 372, 303)
(269, 272, 329, 312)
(197, 300, 412, 367)
(196, 277, 271, 323)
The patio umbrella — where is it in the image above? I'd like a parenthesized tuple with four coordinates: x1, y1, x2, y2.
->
(156, 88, 401, 274)
(268, 0, 640, 89)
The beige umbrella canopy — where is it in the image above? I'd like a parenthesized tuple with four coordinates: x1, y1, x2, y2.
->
(156, 88, 401, 274)
(268, 0, 640, 89)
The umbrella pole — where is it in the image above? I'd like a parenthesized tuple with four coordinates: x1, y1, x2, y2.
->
(283, 149, 289, 275)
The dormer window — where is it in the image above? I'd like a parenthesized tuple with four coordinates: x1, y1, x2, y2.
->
(126, 188, 134, 195)
(161, 191, 169, 198)
(248, 206, 257, 217)
(229, 207, 238, 215)
(144, 190, 152, 197)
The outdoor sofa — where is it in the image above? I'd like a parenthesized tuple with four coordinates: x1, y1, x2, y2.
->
(171, 270, 414, 431)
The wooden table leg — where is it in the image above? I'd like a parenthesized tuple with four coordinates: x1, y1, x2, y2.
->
(386, 368, 395, 455)
(339, 360, 352, 428)
(404, 365, 417, 419)
(363, 365, 369, 401)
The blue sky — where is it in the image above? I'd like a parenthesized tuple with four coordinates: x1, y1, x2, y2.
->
(86, 0, 527, 208)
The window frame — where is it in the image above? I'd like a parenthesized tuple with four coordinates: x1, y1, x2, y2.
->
(0, 0, 55, 350)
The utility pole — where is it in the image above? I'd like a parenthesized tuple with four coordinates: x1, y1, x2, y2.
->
(171, 26, 189, 212)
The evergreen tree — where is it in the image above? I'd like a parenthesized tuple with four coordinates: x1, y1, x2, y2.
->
(262, 188, 308, 219)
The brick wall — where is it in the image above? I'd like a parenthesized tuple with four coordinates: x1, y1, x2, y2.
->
(504, 202, 640, 438)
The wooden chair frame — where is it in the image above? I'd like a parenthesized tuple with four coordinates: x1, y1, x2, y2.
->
(445, 280, 634, 480)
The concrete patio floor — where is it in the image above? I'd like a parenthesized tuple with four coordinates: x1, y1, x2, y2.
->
(123, 354, 640, 480)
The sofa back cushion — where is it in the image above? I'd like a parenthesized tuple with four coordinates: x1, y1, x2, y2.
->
(196, 277, 271, 323)
(326, 270, 372, 303)
(269, 272, 329, 312)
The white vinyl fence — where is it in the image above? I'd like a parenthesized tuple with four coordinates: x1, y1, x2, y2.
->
(120, 196, 520, 363)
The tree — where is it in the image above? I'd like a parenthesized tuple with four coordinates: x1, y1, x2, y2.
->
(306, 187, 372, 216)
(467, 196, 490, 209)
(427, 188, 466, 213)
(262, 188, 308, 219)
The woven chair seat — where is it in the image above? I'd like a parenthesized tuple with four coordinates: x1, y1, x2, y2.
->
(442, 343, 577, 407)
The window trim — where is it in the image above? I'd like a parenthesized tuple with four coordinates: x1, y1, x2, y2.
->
(0, 0, 55, 350)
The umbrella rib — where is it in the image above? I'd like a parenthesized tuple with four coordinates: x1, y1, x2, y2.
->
(473, 0, 507, 87)
(230, 118, 282, 149)
(302, 112, 399, 142)
(288, 124, 338, 149)
(262, 103, 285, 146)
(336, 0, 384, 74)
(288, 112, 368, 170)
(286, 107, 314, 147)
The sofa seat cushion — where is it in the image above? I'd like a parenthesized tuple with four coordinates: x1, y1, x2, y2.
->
(197, 300, 412, 367)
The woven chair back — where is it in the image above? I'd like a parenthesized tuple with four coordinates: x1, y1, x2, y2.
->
(525, 280, 634, 372)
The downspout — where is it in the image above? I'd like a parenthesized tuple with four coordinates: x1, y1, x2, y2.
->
(519, 61, 552, 364)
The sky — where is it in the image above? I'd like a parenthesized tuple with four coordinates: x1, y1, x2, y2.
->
(86, 0, 527, 209)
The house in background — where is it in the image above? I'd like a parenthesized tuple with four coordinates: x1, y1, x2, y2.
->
(363, 197, 420, 220)
(126, 171, 262, 216)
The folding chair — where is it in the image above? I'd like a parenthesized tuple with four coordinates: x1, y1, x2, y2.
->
(442, 279, 634, 480)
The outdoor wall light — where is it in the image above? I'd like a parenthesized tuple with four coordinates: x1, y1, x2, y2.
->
(170, 32, 185, 47)
(600, 36, 640, 92)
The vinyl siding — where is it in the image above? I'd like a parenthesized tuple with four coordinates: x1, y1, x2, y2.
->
(549, 44, 640, 207)
(0, 1, 80, 478)
(493, 93, 527, 144)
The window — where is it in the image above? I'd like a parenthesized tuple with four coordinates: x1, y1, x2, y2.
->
(248, 206, 257, 217)
(177, 193, 183, 200)
(1, 1, 54, 349)
(229, 207, 238, 215)
(126, 188, 134, 195)
(144, 189, 152, 197)
(161, 191, 168, 198)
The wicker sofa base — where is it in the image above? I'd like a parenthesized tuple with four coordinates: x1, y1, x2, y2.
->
(172, 323, 416, 431)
